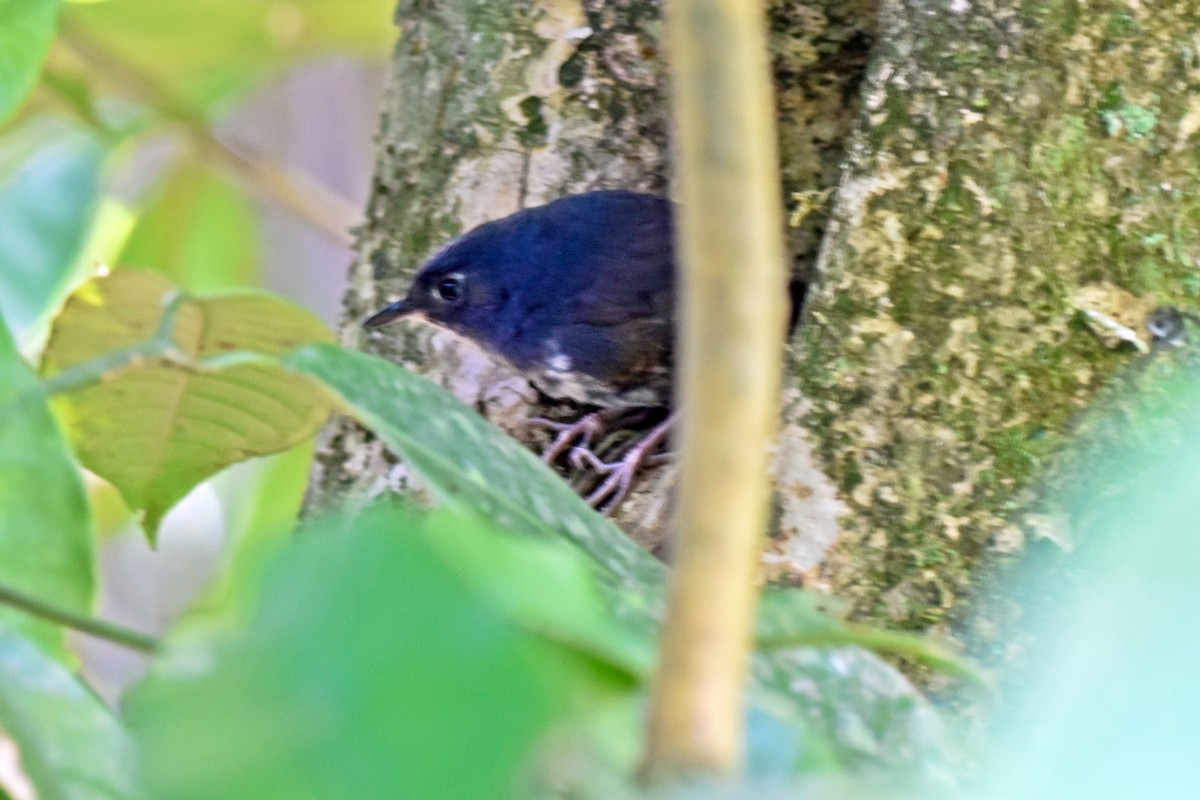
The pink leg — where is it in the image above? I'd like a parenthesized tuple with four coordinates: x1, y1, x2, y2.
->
(569, 413, 675, 513)
(527, 407, 628, 465)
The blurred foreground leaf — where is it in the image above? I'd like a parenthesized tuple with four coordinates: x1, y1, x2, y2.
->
(0, 119, 104, 348)
(128, 504, 577, 800)
(200, 439, 319, 611)
(418, 508, 655, 679)
(980, 368, 1200, 799)
(0, 628, 142, 800)
(283, 343, 954, 775)
(41, 269, 334, 540)
(0, 313, 92, 662)
(63, 0, 395, 108)
(120, 165, 261, 292)
(0, 0, 59, 123)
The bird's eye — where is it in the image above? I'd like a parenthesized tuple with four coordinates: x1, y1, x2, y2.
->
(436, 276, 464, 303)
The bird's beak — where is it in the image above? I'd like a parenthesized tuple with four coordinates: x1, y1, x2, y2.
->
(362, 298, 416, 328)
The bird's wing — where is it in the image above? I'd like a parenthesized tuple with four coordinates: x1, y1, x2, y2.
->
(501, 192, 675, 376)
(560, 203, 675, 327)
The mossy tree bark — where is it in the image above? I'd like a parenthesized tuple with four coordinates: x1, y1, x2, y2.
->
(310, 0, 1198, 648)
(780, 0, 1200, 644)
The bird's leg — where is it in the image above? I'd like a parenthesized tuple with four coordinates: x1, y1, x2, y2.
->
(527, 407, 631, 464)
(569, 413, 675, 513)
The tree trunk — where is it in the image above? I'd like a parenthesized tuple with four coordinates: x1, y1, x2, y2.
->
(307, 0, 873, 544)
(308, 0, 667, 516)
(779, 0, 1200, 644)
(309, 0, 1197, 646)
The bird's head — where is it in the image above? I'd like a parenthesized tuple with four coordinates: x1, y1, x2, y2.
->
(362, 219, 513, 338)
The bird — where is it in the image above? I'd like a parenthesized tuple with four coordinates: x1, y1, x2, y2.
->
(363, 190, 677, 511)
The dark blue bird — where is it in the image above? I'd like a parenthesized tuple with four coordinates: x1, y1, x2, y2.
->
(364, 190, 674, 407)
(363, 190, 676, 509)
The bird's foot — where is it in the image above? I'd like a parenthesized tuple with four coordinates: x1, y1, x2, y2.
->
(528, 407, 634, 465)
(568, 413, 675, 513)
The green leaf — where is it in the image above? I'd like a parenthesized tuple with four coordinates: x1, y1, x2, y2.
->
(204, 439, 317, 607)
(120, 165, 261, 292)
(0, 628, 142, 800)
(417, 508, 655, 680)
(0, 314, 93, 662)
(0, 118, 104, 348)
(283, 343, 667, 598)
(128, 504, 573, 800)
(36, 65, 109, 132)
(218, 440, 316, 550)
(0, 0, 59, 123)
(283, 344, 954, 773)
(40, 269, 334, 540)
(64, 0, 395, 109)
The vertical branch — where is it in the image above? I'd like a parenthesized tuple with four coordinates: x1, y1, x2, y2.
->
(641, 0, 787, 780)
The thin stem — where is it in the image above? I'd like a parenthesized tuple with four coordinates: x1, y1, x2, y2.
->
(35, 289, 283, 404)
(41, 292, 189, 396)
(55, 22, 359, 247)
(641, 0, 788, 780)
(757, 627, 991, 688)
(0, 584, 159, 654)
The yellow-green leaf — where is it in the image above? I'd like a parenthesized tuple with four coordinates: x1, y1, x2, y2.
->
(63, 0, 394, 109)
(41, 269, 334, 541)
